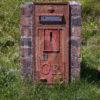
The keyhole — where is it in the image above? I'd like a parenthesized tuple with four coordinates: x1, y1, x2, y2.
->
(50, 32, 52, 42)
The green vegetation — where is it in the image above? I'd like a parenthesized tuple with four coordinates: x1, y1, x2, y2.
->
(0, 0, 100, 100)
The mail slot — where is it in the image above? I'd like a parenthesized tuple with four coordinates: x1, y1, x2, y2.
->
(44, 29, 60, 52)
(39, 16, 64, 24)
(20, 2, 81, 84)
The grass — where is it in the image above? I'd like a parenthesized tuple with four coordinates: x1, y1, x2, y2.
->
(0, 0, 100, 100)
(0, 68, 100, 100)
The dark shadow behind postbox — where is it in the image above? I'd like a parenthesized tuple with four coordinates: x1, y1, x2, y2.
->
(20, 2, 81, 84)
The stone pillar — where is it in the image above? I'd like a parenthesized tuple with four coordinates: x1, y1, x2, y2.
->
(20, 2, 34, 80)
(69, 1, 81, 81)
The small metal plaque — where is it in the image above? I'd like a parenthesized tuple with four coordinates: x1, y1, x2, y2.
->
(39, 16, 64, 24)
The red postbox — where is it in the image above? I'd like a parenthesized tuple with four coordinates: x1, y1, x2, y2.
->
(20, 2, 81, 84)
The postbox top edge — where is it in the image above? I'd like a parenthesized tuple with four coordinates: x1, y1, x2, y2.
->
(33, 2, 68, 5)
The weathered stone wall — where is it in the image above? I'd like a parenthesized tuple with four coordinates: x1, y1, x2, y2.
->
(69, 1, 81, 81)
(20, 2, 34, 80)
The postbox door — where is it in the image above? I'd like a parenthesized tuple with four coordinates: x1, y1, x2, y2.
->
(36, 29, 68, 84)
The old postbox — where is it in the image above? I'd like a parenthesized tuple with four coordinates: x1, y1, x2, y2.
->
(20, 2, 81, 84)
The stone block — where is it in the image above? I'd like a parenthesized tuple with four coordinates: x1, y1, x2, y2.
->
(71, 16, 81, 26)
(21, 2, 33, 17)
(20, 16, 32, 26)
(21, 38, 32, 47)
(20, 26, 32, 36)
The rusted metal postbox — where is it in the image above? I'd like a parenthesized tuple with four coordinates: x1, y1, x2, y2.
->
(20, 1, 81, 84)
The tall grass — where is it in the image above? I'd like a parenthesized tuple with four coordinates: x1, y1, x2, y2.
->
(0, 66, 100, 100)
